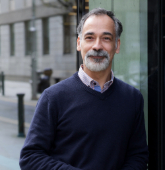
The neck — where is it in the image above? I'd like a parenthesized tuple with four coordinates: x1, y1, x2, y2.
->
(83, 64, 112, 89)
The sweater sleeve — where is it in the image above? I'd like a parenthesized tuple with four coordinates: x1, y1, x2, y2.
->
(121, 93, 149, 170)
(19, 90, 81, 170)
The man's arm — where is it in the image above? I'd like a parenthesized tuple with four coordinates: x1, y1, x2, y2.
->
(19, 90, 81, 170)
(121, 93, 149, 170)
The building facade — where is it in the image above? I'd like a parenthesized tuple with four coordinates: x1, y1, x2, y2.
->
(0, 0, 77, 81)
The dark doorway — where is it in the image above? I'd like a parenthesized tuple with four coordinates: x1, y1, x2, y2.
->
(148, 0, 165, 169)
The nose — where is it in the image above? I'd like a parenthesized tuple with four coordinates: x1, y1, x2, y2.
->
(92, 38, 103, 51)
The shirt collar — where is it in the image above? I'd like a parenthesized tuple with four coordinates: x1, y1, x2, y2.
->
(78, 64, 114, 89)
(78, 65, 93, 87)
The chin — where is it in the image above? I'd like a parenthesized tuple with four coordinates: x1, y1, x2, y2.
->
(85, 61, 109, 72)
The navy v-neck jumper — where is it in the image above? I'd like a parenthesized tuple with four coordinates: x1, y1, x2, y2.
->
(20, 72, 148, 170)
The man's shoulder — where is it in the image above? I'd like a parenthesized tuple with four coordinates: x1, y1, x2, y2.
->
(114, 77, 142, 97)
(114, 77, 144, 112)
(44, 72, 79, 95)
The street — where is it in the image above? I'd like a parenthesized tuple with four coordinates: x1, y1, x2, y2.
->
(0, 80, 38, 170)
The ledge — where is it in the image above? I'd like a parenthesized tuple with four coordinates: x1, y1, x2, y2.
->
(0, 5, 70, 25)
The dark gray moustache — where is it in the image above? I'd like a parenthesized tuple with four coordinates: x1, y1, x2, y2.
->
(86, 50, 109, 58)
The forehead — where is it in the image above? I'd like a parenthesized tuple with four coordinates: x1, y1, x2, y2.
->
(82, 15, 115, 35)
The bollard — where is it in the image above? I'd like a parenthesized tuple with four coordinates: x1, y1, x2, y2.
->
(1, 72, 5, 96)
(17, 93, 25, 137)
(54, 78, 60, 84)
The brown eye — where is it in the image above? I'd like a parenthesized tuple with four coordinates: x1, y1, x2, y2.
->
(104, 37, 111, 40)
(86, 37, 93, 39)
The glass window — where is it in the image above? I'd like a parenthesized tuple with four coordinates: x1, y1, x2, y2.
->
(25, 0, 32, 7)
(63, 14, 71, 54)
(25, 20, 32, 55)
(0, 26, 1, 56)
(0, 0, 1, 13)
(89, 0, 148, 134)
(10, 24, 15, 56)
(10, 0, 15, 11)
(42, 18, 49, 55)
(113, 1, 148, 134)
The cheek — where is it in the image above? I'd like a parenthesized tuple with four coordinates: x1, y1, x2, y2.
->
(80, 47, 87, 60)
(104, 44, 116, 54)
(81, 45, 90, 54)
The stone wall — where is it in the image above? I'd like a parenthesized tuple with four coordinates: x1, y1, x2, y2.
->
(0, 0, 77, 81)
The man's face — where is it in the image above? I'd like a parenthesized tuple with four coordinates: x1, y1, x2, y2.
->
(77, 15, 120, 72)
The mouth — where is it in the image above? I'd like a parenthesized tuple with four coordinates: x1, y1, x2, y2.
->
(89, 56, 106, 59)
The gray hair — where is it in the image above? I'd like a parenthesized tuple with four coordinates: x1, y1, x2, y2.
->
(77, 8, 123, 43)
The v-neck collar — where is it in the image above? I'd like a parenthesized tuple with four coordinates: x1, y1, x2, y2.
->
(74, 72, 116, 100)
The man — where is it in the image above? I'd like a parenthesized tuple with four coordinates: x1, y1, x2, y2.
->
(20, 8, 148, 170)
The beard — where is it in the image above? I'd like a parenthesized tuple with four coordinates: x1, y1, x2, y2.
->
(84, 50, 110, 72)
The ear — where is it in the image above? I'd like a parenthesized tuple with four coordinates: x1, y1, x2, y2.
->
(77, 37, 81, 51)
(115, 39, 120, 54)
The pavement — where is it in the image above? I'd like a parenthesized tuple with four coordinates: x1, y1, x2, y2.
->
(0, 80, 40, 170)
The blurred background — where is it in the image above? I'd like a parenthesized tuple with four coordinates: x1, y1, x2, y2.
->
(0, 0, 89, 100)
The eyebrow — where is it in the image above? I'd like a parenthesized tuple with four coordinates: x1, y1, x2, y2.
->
(84, 32, 94, 36)
(84, 31, 113, 38)
(103, 32, 113, 38)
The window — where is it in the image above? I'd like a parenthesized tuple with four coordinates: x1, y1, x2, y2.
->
(10, 24, 15, 56)
(25, 21, 32, 55)
(63, 15, 71, 54)
(25, 0, 32, 7)
(0, 0, 1, 13)
(0, 26, 1, 56)
(42, 18, 49, 55)
(10, 0, 15, 11)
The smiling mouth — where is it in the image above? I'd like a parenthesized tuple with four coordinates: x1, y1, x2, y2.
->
(89, 56, 106, 59)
